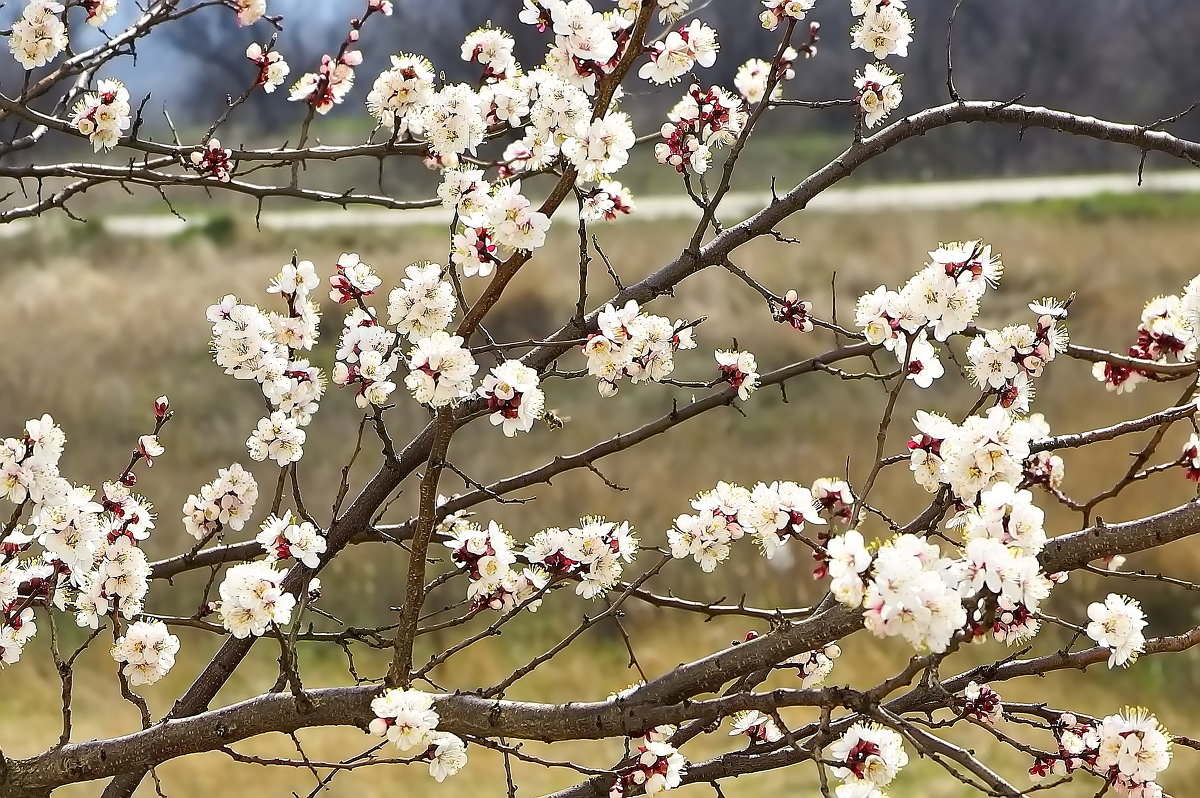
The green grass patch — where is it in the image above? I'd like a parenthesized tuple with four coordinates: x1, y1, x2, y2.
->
(997, 191, 1200, 222)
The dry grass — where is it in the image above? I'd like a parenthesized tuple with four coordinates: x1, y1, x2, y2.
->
(3, 203, 1200, 796)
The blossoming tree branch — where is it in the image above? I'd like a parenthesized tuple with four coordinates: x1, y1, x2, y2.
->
(2, 0, 1200, 796)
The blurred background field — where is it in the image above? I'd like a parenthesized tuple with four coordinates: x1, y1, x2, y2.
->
(2, 193, 1200, 795)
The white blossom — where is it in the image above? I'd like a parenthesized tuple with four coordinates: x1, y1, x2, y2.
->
(111, 620, 179, 686)
(405, 332, 478, 407)
(1087, 594, 1147, 668)
(218, 560, 295, 638)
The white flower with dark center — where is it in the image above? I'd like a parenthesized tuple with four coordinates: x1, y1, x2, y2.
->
(829, 722, 909, 789)
(478, 361, 545, 436)
(246, 43, 290, 93)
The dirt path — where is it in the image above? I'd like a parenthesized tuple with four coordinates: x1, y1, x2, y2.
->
(10, 170, 1200, 239)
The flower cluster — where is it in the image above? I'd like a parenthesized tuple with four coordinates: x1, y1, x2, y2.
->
(667, 481, 750, 572)
(111, 620, 179, 686)
(733, 50, 798, 105)
(366, 54, 436, 134)
(826, 486, 1051, 653)
(854, 63, 903, 127)
(1, 409, 171, 647)
(208, 260, 324, 465)
(0, 577, 36, 665)
(443, 520, 548, 611)
(537, 0, 624, 95)
(856, 240, 1002, 388)
(960, 681, 1003, 724)
(775, 290, 814, 332)
(668, 480, 829, 570)
(462, 27, 517, 82)
(478, 361, 546, 436)
(655, 84, 746, 174)
(246, 43, 290, 93)
(1086, 593, 1147, 668)
(217, 560, 295, 638)
(256, 511, 326, 569)
(562, 111, 637, 184)
(406, 332, 479, 408)
(967, 302, 1069, 412)
(438, 172, 553, 264)
(1, 414, 70, 509)
(290, 4, 391, 114)
(830, 475, 1056, 652)
(956, 482, 1054, 645)
(907, 407, 1039, 502)
(610, 741, 686, 796)
(369, 688, 438, 747)
(1031, 709, 1171, 797)
(583, 301, 697, 396)
(782, 642, 841, 687)
(859, 534, 966, 653)
(959, 481, 1047, 553)
(851, 0, 914, 60)
(761, 0, 816, 30)
(334, 336, 398, 409)
(579, 180, 636, 222)
(246, 411, 307, 467)
(492, 180, 555, 251)
(423, 83, 489, 160)
(190, 139, 234, 182)
(291, 54, 357, 114)
(9, 1, 68, 70)
(829, 722, 909, 796)
(715, 349, 760, 400)
(71, 78, 132, 152)
(450, 225, 501, 276)
(515, 72, 591, 168)
(825, 529, 871, 604)
(328, 266, 400, 410)
(523, 517, 638, 598)
(73, 491, 155, 628)
(328, 252, 381, 304)
(1094, 287, 1198, 394)
(181, 463, 259, 540)
(639, 19, 719, 85)
(744, 480, 826, 560)
(369, 688, 467, 781)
